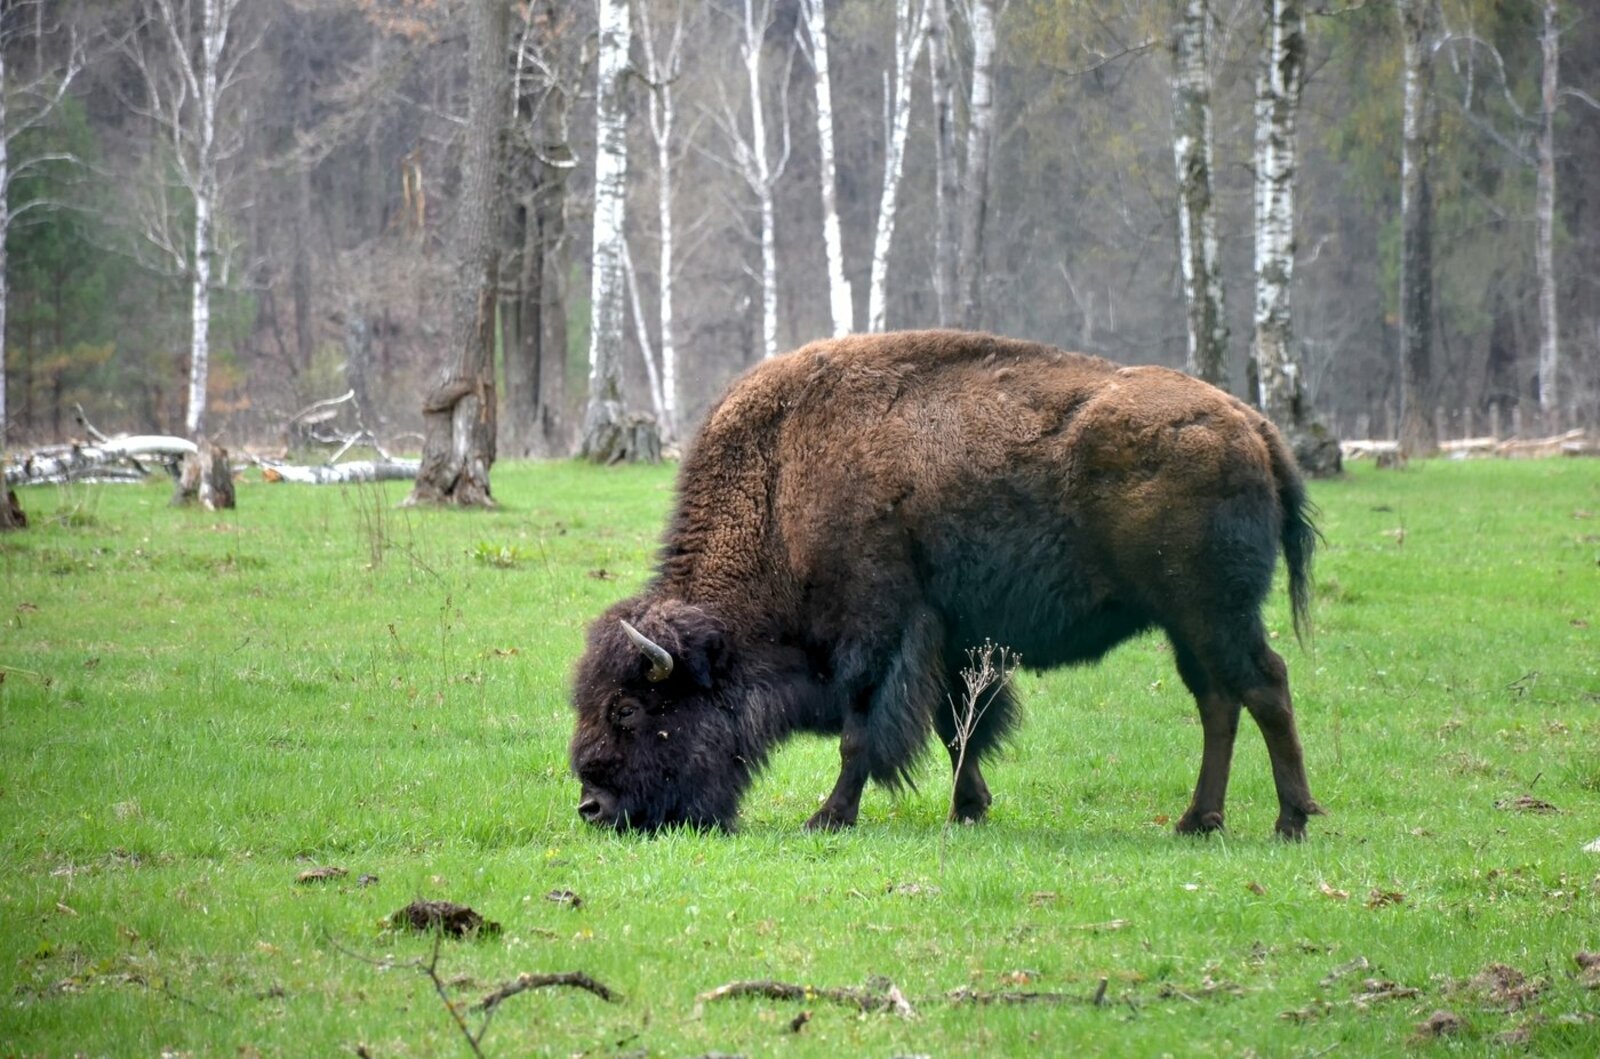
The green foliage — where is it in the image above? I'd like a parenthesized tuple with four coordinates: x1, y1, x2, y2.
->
(470, 539, 529, 569)
(1, 460, 1597, 1055)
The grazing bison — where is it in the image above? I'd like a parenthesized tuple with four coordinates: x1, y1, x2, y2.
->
(569, 331, 1323, 839)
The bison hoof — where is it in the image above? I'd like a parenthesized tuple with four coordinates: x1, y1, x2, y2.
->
(949, 798, 990, 825)
(804, 807, 857, 832)
(1274, 799, 1325, 842)
(1174, 809, 1225, 836)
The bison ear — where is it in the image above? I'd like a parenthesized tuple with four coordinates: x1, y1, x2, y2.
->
(647, 602, 723, 691)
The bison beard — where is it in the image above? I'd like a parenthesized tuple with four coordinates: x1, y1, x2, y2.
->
(569, 330, 1323, 839)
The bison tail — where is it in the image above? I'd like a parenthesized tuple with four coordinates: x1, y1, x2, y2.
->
(1268, 430, 1318, 645)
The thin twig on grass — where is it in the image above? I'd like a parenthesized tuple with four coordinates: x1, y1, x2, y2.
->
(475, 971, 619, 1012)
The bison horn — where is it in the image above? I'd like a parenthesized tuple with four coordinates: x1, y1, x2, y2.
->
(620, 620, 674, 682)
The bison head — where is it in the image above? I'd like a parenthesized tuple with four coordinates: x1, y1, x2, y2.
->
(568, 599, 754, 832)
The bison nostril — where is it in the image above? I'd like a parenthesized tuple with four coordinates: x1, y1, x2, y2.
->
(577, 797, 604, 822)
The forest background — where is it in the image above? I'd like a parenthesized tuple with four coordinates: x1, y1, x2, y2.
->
(2, 0, 1597, 461)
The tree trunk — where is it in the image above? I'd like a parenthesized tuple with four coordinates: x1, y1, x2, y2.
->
(1535, 0, 1559, 425)
(1, 44, 9, 454)
(958, 0, 997, 330)
(535, 166, 570, 454)
(172, 439, 235, 510)
(1397, 0, 1439, 456)
(1171, 0, 1228, 388)
(1251, 0, 1339, 477)
(799, 0, 854, 336)
(406, 0, 507, 504)
(580, 0, 642, 460)
(927, 0, 959, 327)
(867, 0, 926, 333)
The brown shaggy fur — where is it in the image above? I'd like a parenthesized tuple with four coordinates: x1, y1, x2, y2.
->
(570, 330, 1322, 838)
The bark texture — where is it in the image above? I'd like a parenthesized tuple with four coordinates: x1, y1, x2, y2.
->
(927, 0, 959, 327)
(1171, 0, 1228, 388)
(799, 0, 853, 336)
(406, 0, 507, 504)
(581, 0, 653, 460)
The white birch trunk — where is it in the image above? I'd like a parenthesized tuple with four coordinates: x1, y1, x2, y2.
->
(1251, 0, 1305, 429)
(958, 0, 997, 330)
(1171, 0, 1228, 388)
(867, 0, 927, 334)
(927, 0, 959, 326)
(639, 4, 683, 440)
(743, 0, 782, 359)
(185, 0, 225, 437)
(1535, 0, 1559, 423)
(580, 0, 633, 459)
(798, 0, 854, 336)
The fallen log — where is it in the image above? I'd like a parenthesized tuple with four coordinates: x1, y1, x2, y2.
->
(258, 459, 419, 485)
(5, 436, 197, 487)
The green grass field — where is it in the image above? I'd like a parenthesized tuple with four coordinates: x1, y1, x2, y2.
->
(2, 458, 1597, 1056)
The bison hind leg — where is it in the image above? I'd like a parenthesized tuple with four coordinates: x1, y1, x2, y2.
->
(933, 662, 1020, 824)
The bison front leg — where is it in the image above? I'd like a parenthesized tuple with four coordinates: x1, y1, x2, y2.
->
(805, 710, 871, 831)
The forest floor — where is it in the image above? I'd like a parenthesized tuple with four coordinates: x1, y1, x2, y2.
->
(2, 458, 1598, 1056)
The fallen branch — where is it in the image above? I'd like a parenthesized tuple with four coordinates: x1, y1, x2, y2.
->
(475, 971, 619, 1012)
(697, 978, 915, 1017)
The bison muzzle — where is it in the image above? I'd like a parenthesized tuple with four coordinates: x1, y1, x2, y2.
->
(569, 331, 1324, 839)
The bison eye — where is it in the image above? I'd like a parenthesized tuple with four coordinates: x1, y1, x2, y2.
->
(613, 699, 645, 729)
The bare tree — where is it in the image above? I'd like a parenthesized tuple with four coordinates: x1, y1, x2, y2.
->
(926, 0, 959, 327)
(637, 0, 688, 439)
(579, 0, 638, 457)
(0, 2, 84, 457)
(1170, 0, 1227, 388)
(405, 0, 509, 505)
(866, 0, 926, 333)
(124, 0, 252, 439)
(957, 0, 997, 330)
(1397, 0, 1439, 455)
(797, 0, 853, 336)
(1534, 0, 1558, 423)
(712, 0, 793, 360)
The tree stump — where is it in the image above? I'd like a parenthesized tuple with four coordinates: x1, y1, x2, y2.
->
(172, 441, 237, 510)
(1289, 420, 1343, 479)
(582, 412, 662, 465)
(1, 488, 26, 531)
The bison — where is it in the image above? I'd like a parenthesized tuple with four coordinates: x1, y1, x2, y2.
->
(569, 331, 1323, 839)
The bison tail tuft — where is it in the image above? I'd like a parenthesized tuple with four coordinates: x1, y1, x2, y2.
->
(1268, 430, 1319, 645)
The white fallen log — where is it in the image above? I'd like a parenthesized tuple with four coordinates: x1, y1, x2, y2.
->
(5, 436, 198, 487)
(258, 459, 419, 485)
(1339, 439, 1400, 460)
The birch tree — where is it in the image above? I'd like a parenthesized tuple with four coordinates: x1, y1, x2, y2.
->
(1170, 0, 1227, 388)
(0, 3, 83, 457)
(638, 0, 687, 439)
(797, 0, 853, 335)
(927, 0, 959, 327)
(580, 0, 637, 457)
(958, 0, 998, 330)
(1250, 0, 1304, 427)
(713, 0, 793, 360)
(405, 0, 509, 506)
(125, 0, 251, 440)
(1533, 0, 1558, 423)
(1397, 0, 1439, 455)
(866, 0, 927, 333)
(1250, 0, 1339, 474)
